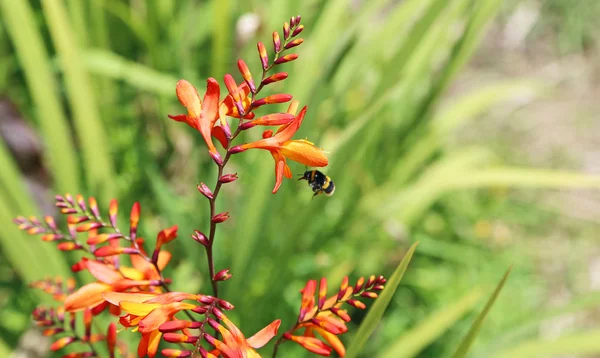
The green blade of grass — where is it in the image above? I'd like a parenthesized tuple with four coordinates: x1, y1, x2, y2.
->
(451, 267, 512, 358)
(382, 288, 485, 358)
(41, 0, 115, 201)
(0, 0, 81, 195)
(0, 137, 70, 279)
(345, 242, 419, 358)
(82, 49, 178, 95)
(491, 329, 600, 358)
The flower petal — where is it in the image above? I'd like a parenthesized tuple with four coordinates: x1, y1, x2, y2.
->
(274, 106, 306, 142)
(175, 80, 202, 118)
(280, 140, 328, 167)
(157, 250, 172, 271)
(85, 260, 122, 284)
(138, 302, 196, 333)
(120, 301, 161, 316)
(65, 282, 112, 312)
(102, 292, 158, 306)
(199, 78, 221, 155)
(247, 319, 281, 349)
(271, 151, 287, 194)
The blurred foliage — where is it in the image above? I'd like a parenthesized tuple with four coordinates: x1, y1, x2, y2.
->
(0, 0, 599, 357)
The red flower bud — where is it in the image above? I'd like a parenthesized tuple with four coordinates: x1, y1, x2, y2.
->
(237, 59, 256, 93)
(285, 38, 303, 49)
(57, 242, 83, 251)
(211, 212, 229, 223)
(197, 183, 214, 200)
(213, 268, 232, 281)
(252, 94, 293, 108)
(219, 173, 238, 183)
(257, 42, 269, 70)
(261, 72, 288, 86)
(274, 54, 298, 65)
(228, 146, 246, 155)
(292, 24, 304, 37)
(273, 31, 281, 52)
(192, 230, 209, 246)
(283, 22, 290, 39)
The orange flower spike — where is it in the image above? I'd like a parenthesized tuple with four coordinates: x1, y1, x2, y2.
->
(205, 311, 280, 357)
(129, 202, 140, 240)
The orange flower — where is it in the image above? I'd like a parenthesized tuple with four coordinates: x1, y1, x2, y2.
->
(230, 104, 328, 193)
(205, 309, 281, 358)
(64, 249, 172, 312)
(103, 292, 199, 358)
(169, 79, 223, 164)
(169, 80, 254, 164)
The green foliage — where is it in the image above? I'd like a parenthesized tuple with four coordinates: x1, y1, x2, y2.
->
(0, 0, 598, 356)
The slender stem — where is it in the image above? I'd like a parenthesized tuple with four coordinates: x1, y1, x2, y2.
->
(272, 336, 285, 358)
(204, 126, 242, 298)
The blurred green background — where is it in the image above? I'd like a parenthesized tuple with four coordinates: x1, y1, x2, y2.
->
(1, 0, 600, 357)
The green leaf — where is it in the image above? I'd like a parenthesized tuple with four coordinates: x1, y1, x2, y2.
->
(491, 330, 600, 358)
(41, 0, 115, 201)
(382, 288, 485, 358)
(82, 49, 178, 95)
(345, 242, 419, 358)
(0, 0, 81, 195)
(451, 267, 512, 358)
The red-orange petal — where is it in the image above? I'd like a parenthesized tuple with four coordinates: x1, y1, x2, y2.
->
(247, 319, 281, 349)
(280, 139, 328, 167)
(176, 80, 202, 118)
(65, 282, 112, 312)
(287, 334, 332, 356)
(85, 260, 122, 284)
(271, 151, 287, 194)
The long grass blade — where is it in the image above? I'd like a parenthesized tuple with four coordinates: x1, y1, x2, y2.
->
(41, 0, 115, 201)
(82, 50, 178, 95)
(492, 329, 600, 358)
(345, 242, 419, 358)
(382, 288, 485, 358)
(0, 0, 81, 195)
(451, 267, 512, 358)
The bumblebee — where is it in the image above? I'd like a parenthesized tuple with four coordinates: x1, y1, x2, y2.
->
(298, 170, 335, 197)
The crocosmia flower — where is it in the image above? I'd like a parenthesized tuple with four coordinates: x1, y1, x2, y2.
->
(231, 105, 328, 193)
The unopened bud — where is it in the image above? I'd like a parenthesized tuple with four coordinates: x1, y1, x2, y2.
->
(219, 173, 238, 183)
(273, 31, 281, 52)
(285, 38, 303, 49)
(197, 183, 214, 200)
(211, 212, 230, 223)
(192, 230, 209, 246)
(257, 42, 269, 70)
(213, 268, 232, 281)
(261, 72, 288, 86)
(274, 54, 298, 65)
(292, 24, 304, 37)
(228, 146, 246, 155)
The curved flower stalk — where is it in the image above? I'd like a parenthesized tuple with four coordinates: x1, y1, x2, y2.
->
(273, 276, 386, 357)
(15, 14, 389, 358)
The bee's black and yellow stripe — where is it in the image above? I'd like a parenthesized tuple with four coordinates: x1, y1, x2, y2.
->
(321, 175, 335, 196)
(300, 170, 335, 197)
